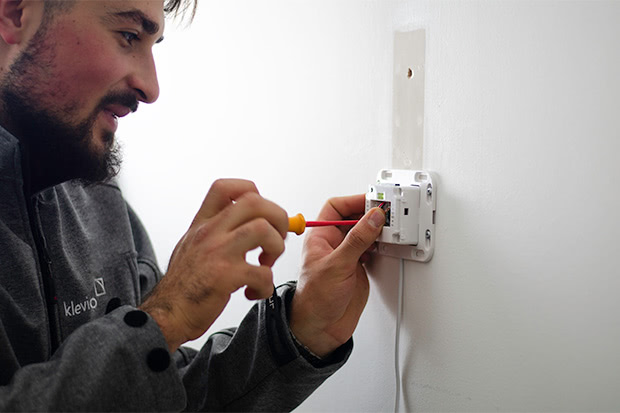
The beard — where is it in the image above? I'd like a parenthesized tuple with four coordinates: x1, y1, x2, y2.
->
(0, 22, 138, 189)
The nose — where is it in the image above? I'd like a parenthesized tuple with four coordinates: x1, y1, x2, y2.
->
(127, 52, 160, 104)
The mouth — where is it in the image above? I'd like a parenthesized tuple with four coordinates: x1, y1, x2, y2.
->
(100, 104, 133, 133)
(105, 104, 132, 119)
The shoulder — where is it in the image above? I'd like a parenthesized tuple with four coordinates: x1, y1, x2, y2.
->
(53, 179, 124, 206)
(41, 179, 130, 224)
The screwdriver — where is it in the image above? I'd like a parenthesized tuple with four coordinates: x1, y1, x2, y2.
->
(288, 213, 359, 235)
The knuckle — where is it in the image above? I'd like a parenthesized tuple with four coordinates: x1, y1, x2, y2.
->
(274, 240, 285, 256)
(259, 265, 273, 279)
(193, 221, 215, 242)
(235, 223, 250, 239)
(257, 266, 274, 288)
(210, 178, 228, 192)
(246, 180, 259, 193)
(250, 218, 271, 238)
(240, 191, 263, 207)
(327, 196, 344, 212)
(325, 197, 338, 213)
(276, 208, 289, 231)
(327, 196, 338, 205)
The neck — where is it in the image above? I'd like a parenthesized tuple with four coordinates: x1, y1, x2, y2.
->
(0, 116, 79, 195)
(18, 131, 72, 195)
(0, 104, 66, 194)
(0, 98, 119, 194)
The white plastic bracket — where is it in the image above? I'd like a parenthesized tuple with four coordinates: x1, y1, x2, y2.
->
(365, 169, 436, 262)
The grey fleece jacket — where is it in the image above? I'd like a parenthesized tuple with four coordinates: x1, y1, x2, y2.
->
(0, 125, 352, 411)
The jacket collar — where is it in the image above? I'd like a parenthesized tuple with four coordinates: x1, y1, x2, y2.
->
(0, 123, 25, 186)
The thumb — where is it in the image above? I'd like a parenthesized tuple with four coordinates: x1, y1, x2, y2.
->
(334, 207, 385, 263)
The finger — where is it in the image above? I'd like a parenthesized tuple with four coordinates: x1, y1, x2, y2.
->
(307, 194, 367, 249)
(317, 194, 366, 221)
(259, 250, 280, 267)
(229, 218, 286, 263)
(242, 265, 274, 300)
(218, 192, 289, 238)
(306, 224, 348, 251)
(333, 208, 385, 263)
(193, 179, 260, 223)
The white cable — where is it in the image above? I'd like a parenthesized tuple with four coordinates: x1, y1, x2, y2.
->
(394, 258, 405, 413)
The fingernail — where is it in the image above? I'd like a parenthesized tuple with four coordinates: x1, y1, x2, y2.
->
(369, 209, 385, 228)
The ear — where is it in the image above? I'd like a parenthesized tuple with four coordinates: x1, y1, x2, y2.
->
(0, 0, 29, 45)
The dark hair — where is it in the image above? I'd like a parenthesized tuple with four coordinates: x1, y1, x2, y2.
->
(43, 0, 198, 22)
(165, 0, 198, 21)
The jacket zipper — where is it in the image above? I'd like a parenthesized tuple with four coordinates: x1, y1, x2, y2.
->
(20, 140, 61, 355)
(28, 196, 61, 355)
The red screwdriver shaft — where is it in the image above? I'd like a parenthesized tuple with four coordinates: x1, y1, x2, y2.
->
(305, 220, 359, 227)
(288, 213, 360, 235)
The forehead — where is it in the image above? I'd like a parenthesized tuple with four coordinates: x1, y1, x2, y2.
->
(73, 0, 166, 33)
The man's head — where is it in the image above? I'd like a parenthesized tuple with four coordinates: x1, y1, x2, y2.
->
(0, 0, 196, 190)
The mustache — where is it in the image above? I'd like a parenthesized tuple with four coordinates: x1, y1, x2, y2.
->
(97, 92, 139, 114)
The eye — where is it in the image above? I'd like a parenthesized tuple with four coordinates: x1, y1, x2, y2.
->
(120, 31, 139, 46)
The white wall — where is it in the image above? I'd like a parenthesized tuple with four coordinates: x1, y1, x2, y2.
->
(118, 1, 620, 411)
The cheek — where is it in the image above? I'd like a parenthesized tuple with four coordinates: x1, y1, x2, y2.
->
(46, 27, 127, 112)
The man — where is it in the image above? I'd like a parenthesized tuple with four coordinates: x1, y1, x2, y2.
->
(0, 0, 385, 410)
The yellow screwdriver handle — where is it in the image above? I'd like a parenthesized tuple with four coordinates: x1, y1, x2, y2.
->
(288, 213, 306, 235)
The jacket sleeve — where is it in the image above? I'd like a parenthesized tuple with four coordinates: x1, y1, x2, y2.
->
(1, 202, 350, 411)
(0, 201, 186, 411)
(178, 282, 353, 412)
(125, 202, 164, 302)
(0, 305, 187, 411)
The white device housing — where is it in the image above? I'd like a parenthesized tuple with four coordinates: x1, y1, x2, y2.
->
(365, 169, 436, 262)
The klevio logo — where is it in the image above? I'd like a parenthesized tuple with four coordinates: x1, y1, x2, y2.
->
(63, 277, 106, 317)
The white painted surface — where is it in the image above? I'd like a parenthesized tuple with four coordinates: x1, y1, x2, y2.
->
(118, 1, 620, 411)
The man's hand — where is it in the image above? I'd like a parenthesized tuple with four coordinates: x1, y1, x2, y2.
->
(289, 195, 385, 358)
(141, 179, 288, 353)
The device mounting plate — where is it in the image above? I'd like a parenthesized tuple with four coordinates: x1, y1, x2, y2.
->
(370, 169, 436, 262)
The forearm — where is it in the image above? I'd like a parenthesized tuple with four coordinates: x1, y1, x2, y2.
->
(0, 306, 186, 411)
(179, 282, 352, 412)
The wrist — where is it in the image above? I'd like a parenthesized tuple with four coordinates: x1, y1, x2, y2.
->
(289, 296, 343, 358)
(140, 302, 187, 353)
